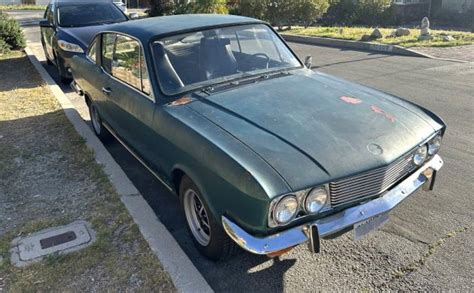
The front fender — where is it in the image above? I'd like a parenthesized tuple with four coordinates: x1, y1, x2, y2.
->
(156, 104, 291, 234)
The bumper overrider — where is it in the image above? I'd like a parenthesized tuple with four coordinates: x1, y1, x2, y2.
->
(222, 154, 444, 255)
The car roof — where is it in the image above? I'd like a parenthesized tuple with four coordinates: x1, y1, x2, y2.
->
(52, 0, 112, 5)
(106, 14, 265, 42)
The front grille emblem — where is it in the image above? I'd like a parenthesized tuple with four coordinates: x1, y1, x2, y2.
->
(367, 143, 383, 155)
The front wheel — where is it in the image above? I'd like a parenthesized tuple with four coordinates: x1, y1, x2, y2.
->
(54, 52, 72, 84)
(180, 176, 238, 261)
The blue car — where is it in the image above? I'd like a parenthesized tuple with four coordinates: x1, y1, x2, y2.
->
(40, 0, 132, 83)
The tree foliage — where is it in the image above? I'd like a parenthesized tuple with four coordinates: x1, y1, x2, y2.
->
(148, 0, 176, 16)
(293, 0, 330, 27)
(238, 0, 269, 20)
(236, 0, 330, 28)
(323, 0, 395, 26)
(175, 0, 229, 14)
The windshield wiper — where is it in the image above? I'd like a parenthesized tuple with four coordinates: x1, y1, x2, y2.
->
(198, 69, 293, 95)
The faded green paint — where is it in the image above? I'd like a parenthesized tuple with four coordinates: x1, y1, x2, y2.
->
(71, 15, 446, 235)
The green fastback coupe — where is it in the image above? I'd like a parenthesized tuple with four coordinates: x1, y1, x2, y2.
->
(70, 15, 445, 260)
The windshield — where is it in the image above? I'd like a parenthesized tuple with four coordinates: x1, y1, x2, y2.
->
(58, 3, 127, 27)
(152, 24, 302, 95)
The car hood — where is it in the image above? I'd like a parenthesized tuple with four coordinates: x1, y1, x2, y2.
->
(188, 69, 443, 192)
(59, 25, 110, 48)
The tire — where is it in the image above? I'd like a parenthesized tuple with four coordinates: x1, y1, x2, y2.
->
(54, 52, 72, 84)
(88, 102, 112, 142)
(180, 176, 238, 261)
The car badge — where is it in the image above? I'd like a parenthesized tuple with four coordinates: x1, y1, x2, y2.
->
(367, 143, 383, 155)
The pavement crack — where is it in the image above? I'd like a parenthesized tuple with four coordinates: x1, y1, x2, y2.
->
(381, 227, 430, 245)
(385, 226, 469, 284)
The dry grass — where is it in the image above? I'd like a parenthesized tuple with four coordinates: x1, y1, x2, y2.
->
(286, 26, 474, 48)
(0, 5, 46, 11)
(0, 51, 176, 292)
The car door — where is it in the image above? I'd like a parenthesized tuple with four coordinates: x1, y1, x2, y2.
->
(41, 3, 56, 62)
(73, 35, 111, 117)
(103, 34, 158, 168)
(90, 33, 117, 124)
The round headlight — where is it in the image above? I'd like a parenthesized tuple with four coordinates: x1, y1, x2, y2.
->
(305, 187, 328, 214)
(413, 145, 428, 166)
(273, 195, 298, 224)
(428, 135, 442, 155)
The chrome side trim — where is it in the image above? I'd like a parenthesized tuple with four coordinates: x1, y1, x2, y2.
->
(70, 80, 83, 96)
(222, 155, 444, 255)
(102, 122, 174, 192)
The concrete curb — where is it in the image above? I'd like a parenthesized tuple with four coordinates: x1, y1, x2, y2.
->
(282, 34, 430, 58)
(24, 46, 213, 293)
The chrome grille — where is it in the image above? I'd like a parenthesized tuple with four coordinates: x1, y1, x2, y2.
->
(329, 151, 417, 207)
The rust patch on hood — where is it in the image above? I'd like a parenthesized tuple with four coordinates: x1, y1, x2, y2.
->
(169, 96, 193, 106)
(340, 96, 362, 105)
(371, 105, 396, 122)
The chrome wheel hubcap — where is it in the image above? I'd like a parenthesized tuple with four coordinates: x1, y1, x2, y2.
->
(91, 106, 101, 134)
(184, 189, 211, 246)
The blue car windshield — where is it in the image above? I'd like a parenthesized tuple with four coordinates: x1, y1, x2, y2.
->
(57, 3, 127, 27)
(152, 24, 302, 95)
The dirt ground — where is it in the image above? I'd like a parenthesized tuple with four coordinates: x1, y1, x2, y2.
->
(0, 51, 175, 292)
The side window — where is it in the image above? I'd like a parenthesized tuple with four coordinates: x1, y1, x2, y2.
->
(112, 35, 150, 95)
(102, 33, 116, 74)
(87, 37, 98, 63)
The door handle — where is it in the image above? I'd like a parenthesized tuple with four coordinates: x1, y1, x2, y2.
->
(102, 87, 111, 95)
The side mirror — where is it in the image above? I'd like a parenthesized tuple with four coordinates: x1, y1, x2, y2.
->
(39, 20, 53, 28)
(128, 13, 139, 20)
(304, 55, 312, 69)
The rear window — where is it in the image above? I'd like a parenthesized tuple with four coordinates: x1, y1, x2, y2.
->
(57, 3, 127, 27)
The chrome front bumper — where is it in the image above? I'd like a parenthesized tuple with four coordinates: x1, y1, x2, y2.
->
(222, 155, 444, 255)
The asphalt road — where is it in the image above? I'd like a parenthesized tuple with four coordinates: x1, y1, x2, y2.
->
(12, 12, 474, 291)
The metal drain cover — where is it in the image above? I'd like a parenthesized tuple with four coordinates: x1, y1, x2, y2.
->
(10, 221, 96, 267)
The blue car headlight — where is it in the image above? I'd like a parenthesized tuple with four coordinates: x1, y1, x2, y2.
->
(58, 40, 84, 53)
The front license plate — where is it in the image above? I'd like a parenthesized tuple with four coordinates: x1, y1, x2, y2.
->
(354, 213, 389, 240)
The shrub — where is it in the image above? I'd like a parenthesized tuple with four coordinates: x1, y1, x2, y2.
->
(266, 0, 296, 29)
(189, 0, 229, 14)
(148, 0, 176, 16)
(238, 0, 329, 28)
(237, 0, 269, 20)
(0, 38, 11, 55)
(292, 0, 330, 27)
(322, 0, 395, 26)
(354, 0, 393, 26)
(0, 13, 26, 50)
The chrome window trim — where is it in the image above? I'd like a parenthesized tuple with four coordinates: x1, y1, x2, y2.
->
(86, 36, 99, 63)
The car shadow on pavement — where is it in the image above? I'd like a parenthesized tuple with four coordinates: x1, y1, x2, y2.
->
(100, 135, 297, 292)
(311, 54, 391, 70)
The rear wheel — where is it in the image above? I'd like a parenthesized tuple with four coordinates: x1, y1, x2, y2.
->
(180, 176, 238, 261)
(88, 102, 111, 142)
